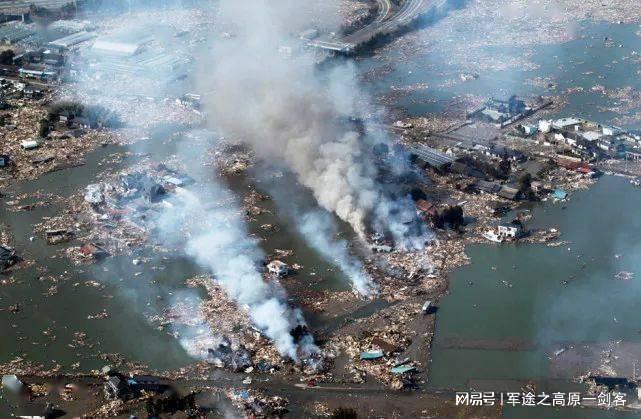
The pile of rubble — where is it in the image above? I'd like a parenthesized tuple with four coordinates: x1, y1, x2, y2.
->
(0, 89, 136, 185)
(38, 160, 196, 263)
(325, 301, 427, 389)
(226, 388, 289, 417)
(151, 275, 285, 373)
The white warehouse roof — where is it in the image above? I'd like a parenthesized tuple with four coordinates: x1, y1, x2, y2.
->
(552, 117, 583, 129)
(92, 40, 143, 56)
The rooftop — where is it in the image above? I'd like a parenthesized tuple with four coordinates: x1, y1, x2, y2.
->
(552, 117, 584, 129)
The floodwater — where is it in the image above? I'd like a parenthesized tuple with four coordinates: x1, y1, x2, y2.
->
(0, 126, 365, 373)
(429, 176, 641, 392)
(358, 21, 641, 129)
(352, 13, 641, 410)
(1, 8, 640, 418)
(0, 126, 196, 372)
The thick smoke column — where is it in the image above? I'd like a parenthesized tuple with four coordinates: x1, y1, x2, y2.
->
(200, 0, 428, 248)
(158, 185, 315, 360)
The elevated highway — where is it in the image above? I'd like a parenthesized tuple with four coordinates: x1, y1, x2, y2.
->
(0, 1, 75, 13)
(308, 0, 444, 54)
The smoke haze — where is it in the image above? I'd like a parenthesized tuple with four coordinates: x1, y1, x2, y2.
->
(157, 184, 315, 359)
(200, 0, 430, 250)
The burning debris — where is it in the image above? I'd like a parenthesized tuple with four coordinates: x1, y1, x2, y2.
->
(207, 338, 253, 372)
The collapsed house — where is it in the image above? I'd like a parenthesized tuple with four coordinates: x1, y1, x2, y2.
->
(119, 172, 167, 203)
(104, 373, 170, 400)
(496, 186, 522, 201)
(78, 243, 109, 260)
(207, 337, 252, 372)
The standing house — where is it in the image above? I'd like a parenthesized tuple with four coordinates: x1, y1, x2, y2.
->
(552, 117, 584, 131)
(517, 124, 538, 136)
(469, 96, 529, 127)
(23, 85, 43, 99)
(267, 260, 289, 277)
(487, 144, 525, 162)
(73, 116, 91, 129)
(498, 223, 522, 239)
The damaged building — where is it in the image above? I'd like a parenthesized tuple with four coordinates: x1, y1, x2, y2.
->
(468, 96, 530, 127)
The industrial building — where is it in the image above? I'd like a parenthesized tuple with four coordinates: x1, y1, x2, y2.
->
(0, 22, 34, 44)
(90, 27, 156, 58)
(48, 30, 96, 50)
(407, 143, 455, 170)
(468, 96, 530, 127)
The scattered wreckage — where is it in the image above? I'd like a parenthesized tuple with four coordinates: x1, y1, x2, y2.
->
(0, 245, 19, 270)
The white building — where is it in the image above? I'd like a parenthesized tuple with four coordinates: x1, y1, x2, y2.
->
(267, 260, 289, 277)
(538, 120, 552, 133)
(552, 117, 584, 131)
(498, 224, 522, 238)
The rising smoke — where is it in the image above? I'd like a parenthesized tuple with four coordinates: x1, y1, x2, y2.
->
(157, 183, 316, 360)
(59, 4, 320, 360)
(298, 210, 376, 295)
(199, 0, 430, 250)
(65, 0, 430, 361)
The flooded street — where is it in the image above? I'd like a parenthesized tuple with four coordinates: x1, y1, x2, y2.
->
(429, 176, 641, 389)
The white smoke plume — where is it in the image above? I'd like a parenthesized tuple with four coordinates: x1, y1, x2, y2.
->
(56, 3, 319, 362)
(200, 0, 429, 249)
(157, 183, 316, 360)
(298, 210, 375, 295)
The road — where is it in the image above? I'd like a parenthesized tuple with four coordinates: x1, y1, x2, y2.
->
(0, 0, 75, 12)
(307, 0, 442, 53)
